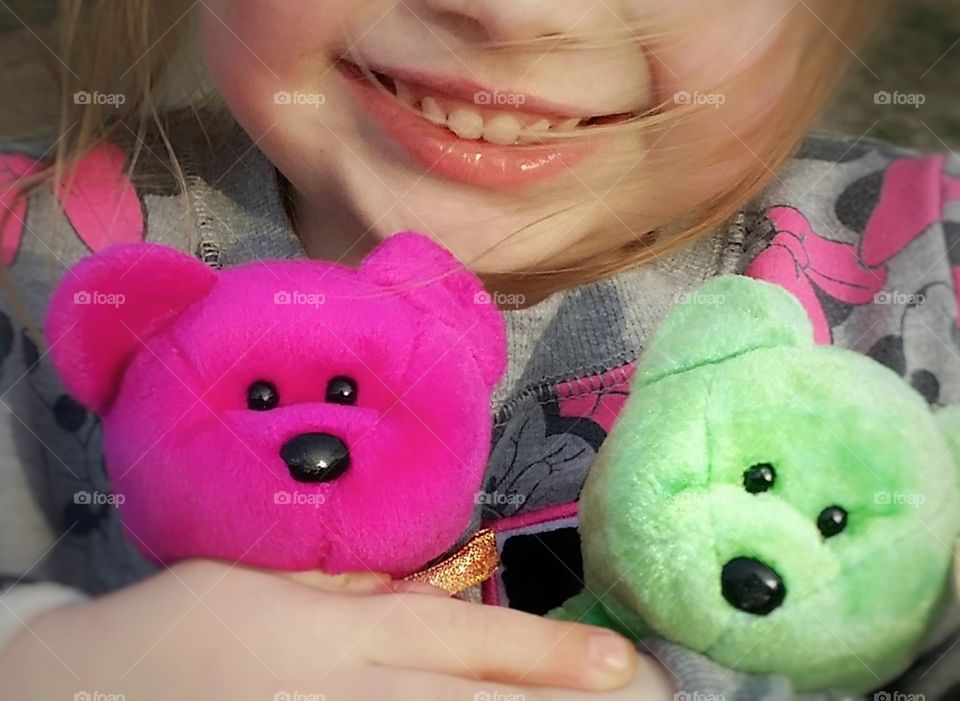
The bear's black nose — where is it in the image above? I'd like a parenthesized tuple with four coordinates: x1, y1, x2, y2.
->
(280, 432, 350, 483)
(721, 557, 786, 615)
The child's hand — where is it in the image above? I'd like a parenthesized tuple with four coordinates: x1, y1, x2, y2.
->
(0, 560, 672, 700)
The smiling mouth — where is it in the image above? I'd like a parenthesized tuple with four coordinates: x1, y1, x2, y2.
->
(336, 59, 641, 187)
(340, 60, 638, 147)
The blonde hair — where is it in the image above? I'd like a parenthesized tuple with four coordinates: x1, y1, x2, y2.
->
(1, 0, 891, 302)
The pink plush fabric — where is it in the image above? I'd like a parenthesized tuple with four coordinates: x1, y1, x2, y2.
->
(46, 233, 506, 576)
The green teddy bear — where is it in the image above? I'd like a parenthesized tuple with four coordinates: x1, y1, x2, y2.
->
(551, 275, 960, 692)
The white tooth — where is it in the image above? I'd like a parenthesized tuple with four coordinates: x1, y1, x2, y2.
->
(552, 117, 580, 132)
(520, 118, 550, 143)
(530, 118, 550, 133)
(482, 115, 522, 145)
(395, 80, 415, 105)
(447, 108, 484, 140)
(420, 96, 446, 125)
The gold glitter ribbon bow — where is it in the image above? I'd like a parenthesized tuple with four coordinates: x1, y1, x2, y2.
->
(404, 529, 499, 596)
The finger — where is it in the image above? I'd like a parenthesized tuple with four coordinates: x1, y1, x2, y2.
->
(361, 596, 637, 691)
(369, 667, 547, 701)
(541, 653, 676, 700)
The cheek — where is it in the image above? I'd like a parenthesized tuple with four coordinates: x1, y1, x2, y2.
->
(198, 0, 346, 121)
(637, 0, 797, 96)
(629, 1, 801, 200)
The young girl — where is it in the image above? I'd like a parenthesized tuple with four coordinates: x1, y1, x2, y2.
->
(1, 0, 957, 698)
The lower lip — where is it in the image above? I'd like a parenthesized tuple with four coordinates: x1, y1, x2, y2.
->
(339, 66, 598, 189)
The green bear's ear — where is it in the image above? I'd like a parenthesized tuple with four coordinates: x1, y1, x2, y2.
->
(638, 276, 814, 386)
(935, 405, 960, 472)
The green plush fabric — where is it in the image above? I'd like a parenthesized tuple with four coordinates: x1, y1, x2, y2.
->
(547, 590, 637, 635)
(552, 276, 960, 693)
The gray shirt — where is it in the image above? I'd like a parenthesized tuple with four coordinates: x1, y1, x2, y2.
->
(1, 113, 958, 699)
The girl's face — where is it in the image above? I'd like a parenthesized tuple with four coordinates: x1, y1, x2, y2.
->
(199, 0, 796, 271)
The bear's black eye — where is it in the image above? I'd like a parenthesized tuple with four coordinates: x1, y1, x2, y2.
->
(817, 506, 847, 538)
(247, 380, 279, 411)
(743, 463, 776, 493)
(325, 376, 357, 405)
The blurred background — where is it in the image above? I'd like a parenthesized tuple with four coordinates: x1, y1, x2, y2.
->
(820, 0, 959, 150)
(1, 0, 958, 149)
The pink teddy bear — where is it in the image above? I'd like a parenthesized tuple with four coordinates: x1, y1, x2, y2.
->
(46, 233, 506, 577)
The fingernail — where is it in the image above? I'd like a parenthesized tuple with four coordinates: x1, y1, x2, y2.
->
(588, 633, 633, 678)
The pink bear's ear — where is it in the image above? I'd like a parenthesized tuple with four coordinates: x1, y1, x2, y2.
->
(45, 243, 218, 415)
(360, 232, 507, 390)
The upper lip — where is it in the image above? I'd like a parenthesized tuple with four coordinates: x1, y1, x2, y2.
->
(346, 61, 592, 119)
